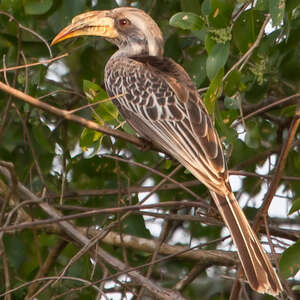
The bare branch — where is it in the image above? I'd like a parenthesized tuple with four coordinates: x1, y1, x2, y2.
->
(0, 164, 185, 300)
(26, 240, 68, 299)
(233, 93, 300, 127)
(0, 54, 68, 73)
(0, 81, 145, 148)
(224, 14, 271, 81)
(254, 103, 300, 231)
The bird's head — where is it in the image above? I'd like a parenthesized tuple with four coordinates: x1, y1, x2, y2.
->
(51, 7, 164, 57)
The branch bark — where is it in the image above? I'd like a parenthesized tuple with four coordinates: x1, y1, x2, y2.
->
(254, 103, 300, 231)
(0, 81, 145, 148)
(0, 165, 185, 300)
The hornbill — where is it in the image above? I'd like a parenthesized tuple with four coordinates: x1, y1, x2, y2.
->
(51, 7, 282, 295)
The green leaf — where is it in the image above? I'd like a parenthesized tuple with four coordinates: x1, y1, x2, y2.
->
(181, 0, 202, 14)
(224, 96, 239, 110)
(92, 88, 109, 102)
(206, 42, 229, 80)
(289, 198, 300, 215)
(245, 120, 260, 149)
(269, 0, 285, 27)
(83, 80, 100, 95)
(83, 80, 119, 123)
(4, 233, 27, 270)
(47, 0, 86, 32)
(201, 0, 211, 16)
(0, 0, 23, 13)
(169, 12, 203, 31)
(164, 159, 173, 170)
(207, 0, 235, 28)
(95, 100, 119, 123)
(224, 70, 242, 96)
(205, 33, 217, 54)
(280, 105, 296, 117)
(204, 68, 223, 114)
(122, 214, 151, 238)
(80, 127, 103, 152)
(280, 239, 300, 278)
(215, 104, 238, 144)
(286, 0, 300, 13)
(233, 9, 265, 53)
(190, 222, 221, 240)
(184, 53, 207, 87)
(245, 82, 267, 103)
(23, 0, 53, 15)
(260, 119, 277, 145)
(32, 125, 54, 153)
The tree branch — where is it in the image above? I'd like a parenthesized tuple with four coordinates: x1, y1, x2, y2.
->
(25, 240, 68, 299)
(254, 103, 300, 231)
(0, 81, 146, 148)
(0, 165, 185, 300)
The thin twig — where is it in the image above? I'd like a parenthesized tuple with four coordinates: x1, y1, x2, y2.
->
(254, 103, 300, 232)
(0, 165, 184, 300)
(0, 54, 69, 73)
(25, 241, 68, 299)
(13, 104, 47, 187)
(0, 10, 24, 142)
(0, 81, 145, 148)
(68, 93, 126, 114)
(0, 201, 204, 233)
(0, 11, 52, 58)
(174, 263, 209, 291)
(0, 238, 11, 300)
(0, 275, 103, 298)
(224, 14, 271, 81)
(232, 93, 300, 127)
(103, 154, 205, 203)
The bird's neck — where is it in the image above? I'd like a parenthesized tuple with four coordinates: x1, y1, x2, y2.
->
(111, 37, 163, 59)
(112, 45, 149, 59)
(112, 41, 155, 59)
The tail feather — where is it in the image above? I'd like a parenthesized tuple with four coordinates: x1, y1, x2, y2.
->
(122, 108, 283, 295)
(210, 191, 282, 295)
(170, 154, 282, 294)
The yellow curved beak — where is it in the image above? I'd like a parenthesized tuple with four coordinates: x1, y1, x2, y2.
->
(51, 11, 118, 46)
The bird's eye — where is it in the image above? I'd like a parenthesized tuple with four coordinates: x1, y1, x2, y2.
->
(118, 18, 130, 26)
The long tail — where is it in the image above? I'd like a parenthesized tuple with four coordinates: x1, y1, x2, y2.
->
(210, 190, 282, 295)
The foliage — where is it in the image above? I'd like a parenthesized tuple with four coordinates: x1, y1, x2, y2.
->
(0, 0, 300, 299)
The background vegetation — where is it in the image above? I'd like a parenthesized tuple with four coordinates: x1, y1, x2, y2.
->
(0, 0, 300, 299)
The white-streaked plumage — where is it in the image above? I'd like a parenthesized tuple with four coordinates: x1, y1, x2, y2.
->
(51, 7, 283, 296)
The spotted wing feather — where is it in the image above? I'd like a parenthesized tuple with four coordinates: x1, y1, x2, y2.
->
(104, 55, 283, 295)
(105, 56, 226, 193)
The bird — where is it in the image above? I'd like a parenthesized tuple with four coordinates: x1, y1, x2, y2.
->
(51, 7, 283, 295)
